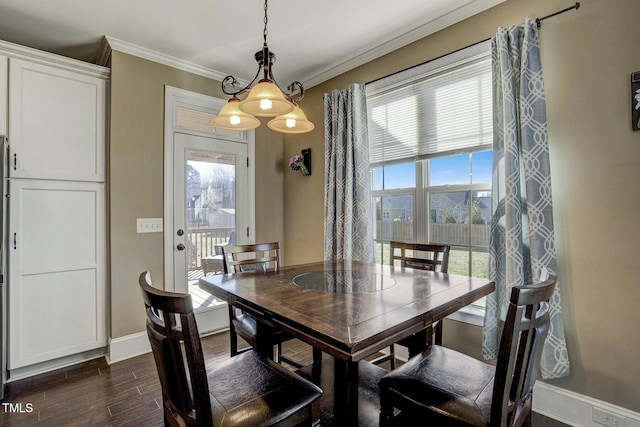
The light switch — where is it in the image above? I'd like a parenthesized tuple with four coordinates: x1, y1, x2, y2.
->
(137, 218, 163, 233)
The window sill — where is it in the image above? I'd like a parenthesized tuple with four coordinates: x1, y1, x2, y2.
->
(447, 305, 485, 327)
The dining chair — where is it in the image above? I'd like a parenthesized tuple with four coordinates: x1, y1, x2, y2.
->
(138, 271, 322, 427)
(379, 273, 557, 427)
(222, 241, 279, 274)
(222, 242, 322, 367)
(371, 241, 451, 369)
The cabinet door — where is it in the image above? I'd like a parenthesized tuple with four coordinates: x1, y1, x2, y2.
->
(8, 179, 106, 369)
(8, 59, 105, 182)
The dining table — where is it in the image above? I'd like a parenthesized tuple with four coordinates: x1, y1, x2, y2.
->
(198, 260, 495, 426)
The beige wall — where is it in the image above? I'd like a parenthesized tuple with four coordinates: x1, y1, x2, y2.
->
(254, 126, 285, 252)
(109, 51, 283, 338)
(283, 0, 640, 413)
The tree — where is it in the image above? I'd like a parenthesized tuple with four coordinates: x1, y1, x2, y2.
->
(187, 164, 201, 187)
(444, 210, 457, 224)
(467, 201, 486, 225)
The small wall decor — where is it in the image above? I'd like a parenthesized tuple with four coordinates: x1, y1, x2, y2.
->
(289, 148, 312, 176)
(632, 71, 640, 131)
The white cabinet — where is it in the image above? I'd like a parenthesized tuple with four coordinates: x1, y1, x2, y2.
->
(0, 40, 109, 371)
(8, 58, 105, 182)
(8, 180, 106, 369)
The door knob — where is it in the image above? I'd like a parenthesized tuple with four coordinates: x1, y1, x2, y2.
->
(177, 243, 185, 251)
(177, 229, 184, 236)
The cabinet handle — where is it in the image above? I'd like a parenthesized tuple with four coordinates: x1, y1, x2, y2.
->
(13, 233, 16, 249)
(13, 153, 16, 171)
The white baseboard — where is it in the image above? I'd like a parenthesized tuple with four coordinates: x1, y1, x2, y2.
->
(107, 332, 150, 364)
(8, 348, 106, 382)
(107, 323, 229, 364)
(534, 381, 640, 427)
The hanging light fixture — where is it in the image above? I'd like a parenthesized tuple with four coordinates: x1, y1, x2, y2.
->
(211, 96, 261, 130)
(211, 0, 314, 134)
(267, 103, 315, 133)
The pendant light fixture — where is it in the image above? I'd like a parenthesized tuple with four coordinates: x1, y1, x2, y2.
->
(211, 0, 314, 134)
(267, 104, 315, 134)
(211, 96, 261, 130)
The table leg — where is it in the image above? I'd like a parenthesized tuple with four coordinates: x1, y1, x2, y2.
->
(333, 358, 359, 426)
(405, 328, 429, 358)
(254, 321, 276, 360)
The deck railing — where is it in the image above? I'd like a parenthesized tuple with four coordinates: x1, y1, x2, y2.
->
(186, 227, 234, 270)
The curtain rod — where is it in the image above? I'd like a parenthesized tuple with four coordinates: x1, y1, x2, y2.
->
(366, 2, 580, 86)
(536, 2, 581, 27)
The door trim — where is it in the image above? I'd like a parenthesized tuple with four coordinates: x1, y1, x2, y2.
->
(163, 86, 255, 291)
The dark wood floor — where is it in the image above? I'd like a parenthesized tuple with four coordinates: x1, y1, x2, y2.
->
(0, 331, 568, 426)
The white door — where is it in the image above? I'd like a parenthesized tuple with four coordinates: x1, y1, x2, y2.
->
(173, 132, 250, 333)
(8, 179, 106, 369)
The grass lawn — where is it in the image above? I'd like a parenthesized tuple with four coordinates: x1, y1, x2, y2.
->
(376, 243, 489, 279)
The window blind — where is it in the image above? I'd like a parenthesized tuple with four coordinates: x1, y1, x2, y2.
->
(366, 45, 492, 167)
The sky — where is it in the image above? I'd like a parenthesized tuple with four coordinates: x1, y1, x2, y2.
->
(374, 151, 492, 189)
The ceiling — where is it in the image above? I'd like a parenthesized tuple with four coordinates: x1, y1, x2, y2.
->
(0, 0, 504, 88)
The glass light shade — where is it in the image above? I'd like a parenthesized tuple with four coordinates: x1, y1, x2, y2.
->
(239, 80, 295, 117)
(267, 105, 315, 134)
(211, 98, 260, 130)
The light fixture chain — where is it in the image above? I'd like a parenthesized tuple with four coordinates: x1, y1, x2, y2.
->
(263, 0, 268, 44)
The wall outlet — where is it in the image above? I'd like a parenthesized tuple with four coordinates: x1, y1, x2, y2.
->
(593, 407, 626, 427)
(136, 218, 163, 233)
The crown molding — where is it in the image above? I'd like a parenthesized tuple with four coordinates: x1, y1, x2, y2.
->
(101, 36, 247, 85)
(96, 36, 112, 67)
(301, 0, 505, 88)
(0, 39, 109, 79)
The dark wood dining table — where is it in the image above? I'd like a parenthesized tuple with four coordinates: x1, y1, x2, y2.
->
(198, 260, 495, 426)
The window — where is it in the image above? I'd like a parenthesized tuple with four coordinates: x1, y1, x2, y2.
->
(367, 41, 492, 285)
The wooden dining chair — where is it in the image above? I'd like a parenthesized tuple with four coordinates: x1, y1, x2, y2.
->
(390, 241, 451, 274)
(371, 241, 451, 369)
(222, 241, 280, 274)
(222, 242, 321, 367)
(138, 271, 322, 427)
(379, 273, 557, 427)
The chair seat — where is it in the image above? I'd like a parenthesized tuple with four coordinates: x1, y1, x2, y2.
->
(208, 351, 322, 426)
(233, 312, 289, 342)
(233, 312, 259, 337)
(379, 345, 495, 426)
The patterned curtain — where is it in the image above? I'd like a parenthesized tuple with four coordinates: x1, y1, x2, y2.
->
(323, 84, 373, 262)
(482, 18, 570, 379)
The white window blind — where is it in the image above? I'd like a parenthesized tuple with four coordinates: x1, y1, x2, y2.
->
(367, 42, 492, 167)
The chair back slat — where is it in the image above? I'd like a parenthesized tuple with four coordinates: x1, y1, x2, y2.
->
(390, 241, 450, 273)
(138, 272, 213, 426)
(490, 274, 556, 427)
(222, 242, 280, 274)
